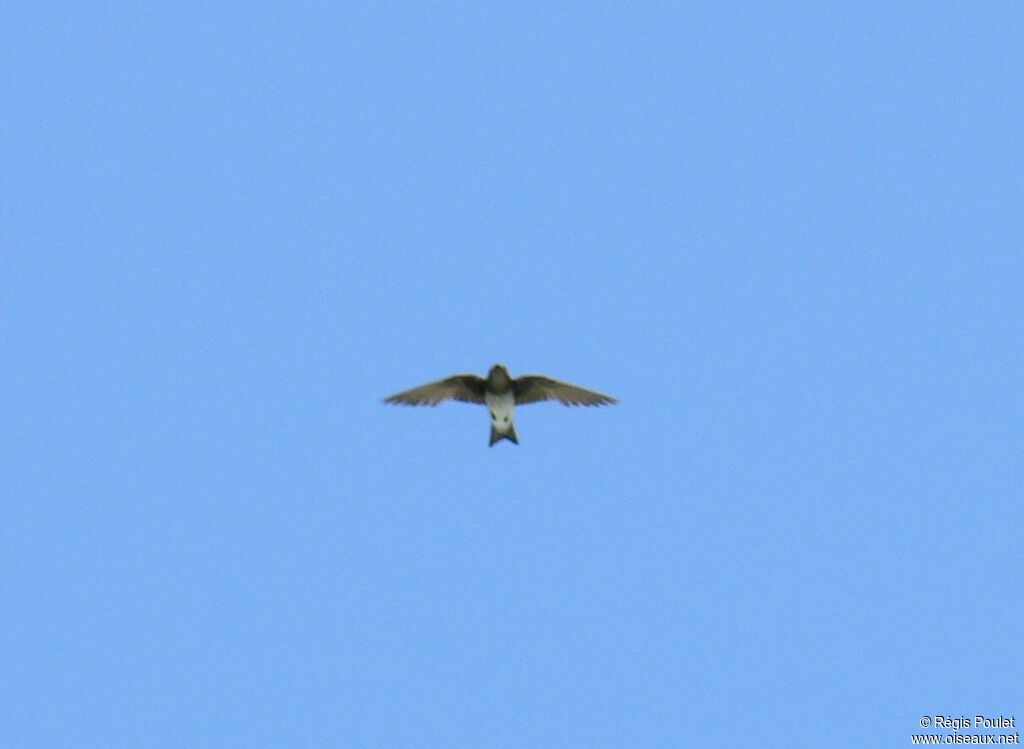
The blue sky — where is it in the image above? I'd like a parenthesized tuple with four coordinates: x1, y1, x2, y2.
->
(3, 3, 1021, 746)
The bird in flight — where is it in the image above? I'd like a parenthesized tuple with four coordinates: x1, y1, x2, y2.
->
(383, 364, 618, 446)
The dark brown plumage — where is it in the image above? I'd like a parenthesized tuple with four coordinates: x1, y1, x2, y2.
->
(383, 364, 617, 445)
(382, 374, 485, 406)
(512, 376, 618, 406)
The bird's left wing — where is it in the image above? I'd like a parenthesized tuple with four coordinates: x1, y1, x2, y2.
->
(513, 376, 618, 406)
(383, 374, 486, 406)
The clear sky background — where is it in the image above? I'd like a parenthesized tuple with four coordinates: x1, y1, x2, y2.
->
(3, 3, 1021, 747)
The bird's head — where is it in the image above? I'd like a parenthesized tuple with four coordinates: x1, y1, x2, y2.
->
(488, 363, 511, 387)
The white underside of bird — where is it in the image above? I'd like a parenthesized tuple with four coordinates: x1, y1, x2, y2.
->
(484, 391, 515, 434)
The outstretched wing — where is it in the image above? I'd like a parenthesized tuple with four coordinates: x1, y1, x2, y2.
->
(513, 376, 618, 406)
(383, 374, 486, 406)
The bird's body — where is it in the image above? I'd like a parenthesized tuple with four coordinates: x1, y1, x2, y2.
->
(484, 390, 517, 445)
(383, 364, 617, 446)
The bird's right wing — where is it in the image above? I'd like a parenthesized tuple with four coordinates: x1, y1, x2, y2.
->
(383, 374, 486, 406)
